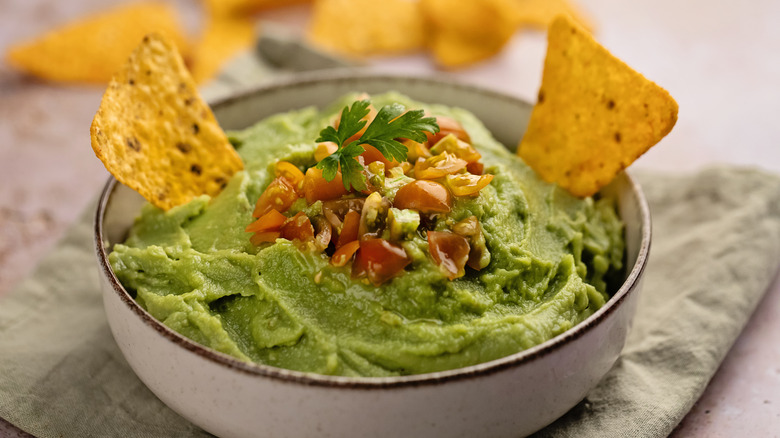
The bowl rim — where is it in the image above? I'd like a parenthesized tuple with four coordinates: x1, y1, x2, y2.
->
(95, 72, 652, 389)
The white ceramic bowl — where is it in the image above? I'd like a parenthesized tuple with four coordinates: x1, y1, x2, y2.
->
(95, 72, 651, 438)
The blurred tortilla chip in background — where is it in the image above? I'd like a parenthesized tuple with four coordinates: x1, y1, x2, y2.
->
(421, 0, 521, 67)
(518, 16, 678, 198)
(308, 0, 425, 57)
(5, 2, 189, 84)
(190, 13, 256, 84)
(204, 0, 312, 16)
(90, 34, 243, 211)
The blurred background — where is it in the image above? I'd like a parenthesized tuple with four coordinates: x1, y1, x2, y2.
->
(1, 0, 779, 436)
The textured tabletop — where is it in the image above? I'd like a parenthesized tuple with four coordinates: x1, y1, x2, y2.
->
(1, 0, 778, 436)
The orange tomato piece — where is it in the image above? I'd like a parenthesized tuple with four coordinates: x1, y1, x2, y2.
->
(425, 116, 470, 145)
(253, 177, 298, 218)
(275, 161, 305, 190)
(245, 209, 287, 233)
(445, 173, 494, 197)
(314, 141, 338, 162)
(394, 180, 452, 213)
(466, 161, 484, 175)
(250, 231, 281, 246)
(336, 210, 361, 249)
(427, 231, 470, 280)
(331, 240, 360, 267)
(303, 167, 349, 204)
(280, 212, 314, 242)
(352, 238, 410, 285)
(414, 152, 468, 179)
(360, 144, 398, 167)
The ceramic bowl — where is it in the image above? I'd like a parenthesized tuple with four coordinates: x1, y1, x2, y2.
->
(95, 72, 651, 438)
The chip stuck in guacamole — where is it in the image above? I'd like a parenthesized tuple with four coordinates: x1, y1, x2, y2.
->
(108, 92, 625, 377)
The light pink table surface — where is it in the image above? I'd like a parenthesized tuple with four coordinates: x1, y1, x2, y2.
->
(1, 0, 778, 436)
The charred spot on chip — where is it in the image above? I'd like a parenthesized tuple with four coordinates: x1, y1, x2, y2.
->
(215, 177, 227, 189)
(129, 78, 135, 85)
(184, 97, 194, 106)
(607, 100, 615, 110)
(126, 137, 141, 151)
(614, 132, 622, 143)
(537, 90, 545, 104)
(176, 142, 191, 153)
(192, 123, 199, 134)
(146, 70, 151, 75)
(190, 164, 202, 175)
(143, 35, 150, 43)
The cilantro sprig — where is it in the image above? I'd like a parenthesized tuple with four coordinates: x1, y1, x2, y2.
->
(315, 100, 440, 191)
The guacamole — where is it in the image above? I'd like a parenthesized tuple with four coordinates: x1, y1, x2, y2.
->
(109, 93, 624, 377)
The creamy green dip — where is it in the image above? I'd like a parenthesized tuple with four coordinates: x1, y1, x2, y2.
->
(109, 92, 624, 377)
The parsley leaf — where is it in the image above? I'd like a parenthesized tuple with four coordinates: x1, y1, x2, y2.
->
(315, 99, 439, 191)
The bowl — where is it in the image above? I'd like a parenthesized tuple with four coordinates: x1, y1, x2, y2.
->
(95, 72, 651, 438)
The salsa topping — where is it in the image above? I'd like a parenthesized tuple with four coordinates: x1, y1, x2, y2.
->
(246, 98, 494, 284)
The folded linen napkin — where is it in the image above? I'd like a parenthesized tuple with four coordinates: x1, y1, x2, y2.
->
(1, 167, 778, 438)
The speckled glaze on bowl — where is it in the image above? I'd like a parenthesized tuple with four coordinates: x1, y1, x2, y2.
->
(95, 72, 651, 438)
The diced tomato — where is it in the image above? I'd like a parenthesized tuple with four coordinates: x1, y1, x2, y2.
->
(425, 116, 470, 145)
(466, 161, 484, 175)
(394, 180, 452, 213)
(314, 142, 339, 162)
(427, 231, 470, 280)
(275, 161, 305, 190)
(360, 144, 397, 167)
(253, 177, 298, 217)
(452, 216, 490, 270)
(352, 238, 410, 285)
(250, 231, 281, 246)
(414, 153, 468, 179)
(245, 209, 286, 233)
(445, 173, 494, 197)
(280, 212, 314, 242)
(312, 216, 332, 251)
(303, 167, 349, 203)
(336, 210, 361, 249)
(331, 240, 360, 267)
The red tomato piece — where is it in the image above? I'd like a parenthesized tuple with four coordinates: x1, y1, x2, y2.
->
(253, 177, 298, 218)
(336, 210, 361, 249)
(331, 240, 360, 267)
(466, 161, 484, 175)
(427, 231, 470, 280)
(394, 180, 452, 213)
(303, 167, 349, 204)
(280, 212, 314, 242)
(425, 116, 471, 145)
(352, 238, 411, 285)
(245, 209, 287, 233)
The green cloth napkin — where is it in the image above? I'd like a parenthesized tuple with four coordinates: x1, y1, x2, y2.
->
(1, 167, 779, 438)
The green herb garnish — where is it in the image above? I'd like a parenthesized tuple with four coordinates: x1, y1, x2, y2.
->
(315, 100, 439, 191)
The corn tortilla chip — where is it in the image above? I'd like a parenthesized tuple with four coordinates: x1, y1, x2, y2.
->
(518, 16, 678, 198)
(91, 34, 243, 210)
(421, 0, 520, 67)
(190, 15, 256, 84)
(5, 3, 188, 84)
(308, 0, 425, 57)
(515, 0, 595, 33)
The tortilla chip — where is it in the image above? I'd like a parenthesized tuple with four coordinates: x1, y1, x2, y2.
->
(190, 15, 256, 84)
(5, 3, 188, 84)
(91, 34, 243, 211)
(308, 0, 425, 57)
(515, 0, 595, 32)
(421, 0, 520, 67)
(204, 0, 312, 16)
(518, 16, 678, 198)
